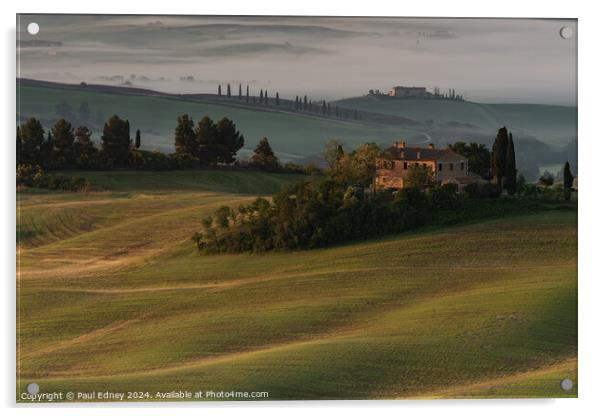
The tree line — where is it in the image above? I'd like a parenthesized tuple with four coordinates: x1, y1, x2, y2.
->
(215, 83, 362, 121)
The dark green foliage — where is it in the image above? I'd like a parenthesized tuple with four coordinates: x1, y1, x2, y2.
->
(463, 182, 502, 199)
(214, 117, 244, 164)
(51, 118, 75, 165)
(276, 92, 280, 106)
(195, 116, 218, 164)
(505, 133, 517, 195)
(193, 178, 552, 254)
(330, 143, 382, 186)
(174, 115, 196, 156)
(491, 127, 509, 187)
(217, 85, 222, 96)
(539, 172, 555, 187)
(245, 85, 249, 103)
(404, 164, 436, 190)
(73, 126, 99, 169)
(448, 141, 491, 178)
(563, 162, 574, 190)
(135, 129, 141, 149)
(251, 137, 280, 171)
(16, 164, 90, 192)
(238, 84, 242, 99)
(227, 83, 231, 97)
(19, 118, 45, 165)
(101, 115, 132, 167)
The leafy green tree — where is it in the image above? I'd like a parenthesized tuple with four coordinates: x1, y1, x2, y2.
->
(174, 115, 196, 156)
(404, 164, 436, 190)
(505, 133, 517, 195)
(102, 115, 132, 166)
(195, 116, 218, 165)
(73, 126, 98, 168)
(323, 139, 344, 170)
(19, 118, 45, 165)
(251, 137, 280, 170)
(539, 171, 554, 187)
(214, 117, 244, 164)
(332, 143, 381, 186)
(51, 118, 75, 166)
(447, 141, 491, 178)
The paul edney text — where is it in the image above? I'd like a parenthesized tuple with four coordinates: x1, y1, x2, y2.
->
(21, 390, 270, 402)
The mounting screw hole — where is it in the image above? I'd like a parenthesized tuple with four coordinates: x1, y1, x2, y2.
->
(26, 383, 40, 394)
(560, 378, 573, 391)
(27, 22, 40, 36)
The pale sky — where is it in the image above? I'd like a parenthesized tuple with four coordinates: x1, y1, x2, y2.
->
(17, 15, 577, 105)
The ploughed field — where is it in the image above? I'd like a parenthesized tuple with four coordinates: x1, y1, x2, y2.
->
(17, 171, 577, 400)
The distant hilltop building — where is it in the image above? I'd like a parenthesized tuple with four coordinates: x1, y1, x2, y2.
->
(368, 86, 464, 100)
(375, 141, 480, 190)
(388, 86, 430, 98)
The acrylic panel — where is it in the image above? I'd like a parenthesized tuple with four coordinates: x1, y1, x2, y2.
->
(16, 14, 577, 402)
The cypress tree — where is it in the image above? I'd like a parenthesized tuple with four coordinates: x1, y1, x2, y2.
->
(135, 129, 141, 149)
(218, 85, 222, 96)
(260, 89, 264, 104)
(563, 161, 574, 200)
(238, 84, 242, 99)
(265, 90, 268, 104)
(505, 133, 517, 195)
(227, 83, 231, 97)
(246, 85, 249, 103)
(276, 92, 280, 106)
(303, 95, 308, 111)
(16, 126, 22, 164)
(491, 127, 509, 188)
(322, 100, 326, 115)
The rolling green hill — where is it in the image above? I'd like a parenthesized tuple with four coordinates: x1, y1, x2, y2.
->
(17, 82, 419, 162)
(17, 171, 577, 400)
(333, 95, 577, 147)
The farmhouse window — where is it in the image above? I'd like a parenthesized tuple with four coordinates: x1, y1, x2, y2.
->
(450, 163, 454, 171)
(403, 162, 407, 170)
(438, 163, 442, 171)
(461, 162, 465, 171)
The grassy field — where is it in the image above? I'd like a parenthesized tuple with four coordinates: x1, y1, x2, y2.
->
(17, 171, 577, 401)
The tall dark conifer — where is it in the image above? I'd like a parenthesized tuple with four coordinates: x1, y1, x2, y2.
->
(135, 129, 141, 149)
(491, 127, 509, 188)
(238, 84, 242, 99)
(276, 92, 280, 106)
(505, 133, 517, 195)
(218, 85, 222, 96)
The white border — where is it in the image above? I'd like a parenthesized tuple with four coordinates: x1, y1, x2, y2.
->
(3, 1, 600, 415)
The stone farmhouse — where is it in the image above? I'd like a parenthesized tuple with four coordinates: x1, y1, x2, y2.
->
(375, 141, 479, 190)
(388, 86, 431, 98)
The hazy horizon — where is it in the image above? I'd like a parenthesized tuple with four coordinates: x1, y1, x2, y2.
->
(17, 15, 577, 106)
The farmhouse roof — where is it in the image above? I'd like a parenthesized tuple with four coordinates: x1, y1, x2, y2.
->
(384, 146, 466, 162)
